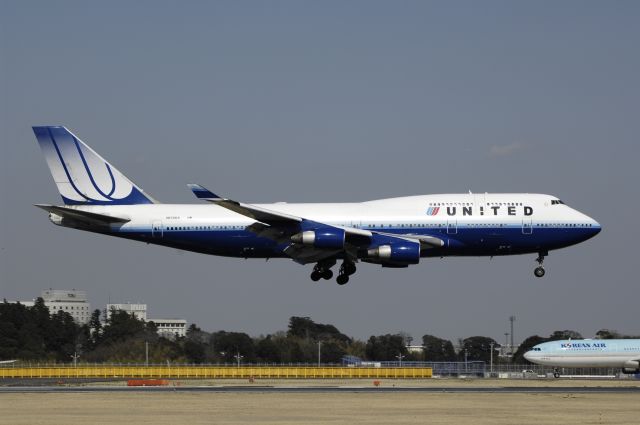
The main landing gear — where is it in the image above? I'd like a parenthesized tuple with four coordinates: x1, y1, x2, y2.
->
(311, 264, 333, 282)
(553, 368, 560, 378)
(310, 260, 335, 281)
(310, 260, 356, 285)
(336, 261, 356, 286)
(534, 251, 547, 278)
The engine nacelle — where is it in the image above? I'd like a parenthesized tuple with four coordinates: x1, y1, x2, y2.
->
(366, 242, 420, 264)
(622, 360, 640, 374)
(291, 229, 346, 249)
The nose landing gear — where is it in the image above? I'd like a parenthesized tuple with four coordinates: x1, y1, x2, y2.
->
(534, 251, 547, 278)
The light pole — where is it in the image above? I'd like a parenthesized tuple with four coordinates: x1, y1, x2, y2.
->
(396, 353, 405, 367)
(504, 332, 510, 356)
(509, 316, 516, 355)
(317, 341, 322, 367)
(234, 351, 243, 368)
(145, 341, 149, 367)
(464, 349, 468, 372)
(489, 342, 495, 374)
(70, 352, 80, 367)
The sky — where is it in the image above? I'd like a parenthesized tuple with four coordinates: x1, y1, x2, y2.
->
(1, 1, 639, 346)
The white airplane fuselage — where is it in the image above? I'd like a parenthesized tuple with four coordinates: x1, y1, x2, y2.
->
(50, 193, 600, 260)
(525, 339, 640, 373)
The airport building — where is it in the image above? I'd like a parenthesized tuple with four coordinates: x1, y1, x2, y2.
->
(149, 318, 187, 339)
(10, 290, 187, 338)
(12, 289, 91, 324)
(406, 345, 425, 354)
(106, 302, 187, 339)
(106, 303, 148, 321)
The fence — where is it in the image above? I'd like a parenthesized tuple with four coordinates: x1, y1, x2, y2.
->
(0, 365, 432, 379)
(489, 363, 626, 376)
(342, 359, 486, 376)
(0, 362, 631, 379)
(344, 360, 630, 377)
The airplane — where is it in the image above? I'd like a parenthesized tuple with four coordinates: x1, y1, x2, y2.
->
(524, 339, 640, 377)
(32, 126, 601, 285)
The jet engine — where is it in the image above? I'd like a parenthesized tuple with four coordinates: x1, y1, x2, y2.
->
(366, 242, 420, 264)
(622, 360, 640, 374)
(291, 229, 346, 249)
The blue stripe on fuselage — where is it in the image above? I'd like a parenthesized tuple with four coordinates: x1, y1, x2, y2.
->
(108, 224, 600, 259)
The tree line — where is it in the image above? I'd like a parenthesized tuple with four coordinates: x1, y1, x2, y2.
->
(0, 299, 635, 364)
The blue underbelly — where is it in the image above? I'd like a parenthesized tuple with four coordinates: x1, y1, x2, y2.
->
(118, 225, 595, 258)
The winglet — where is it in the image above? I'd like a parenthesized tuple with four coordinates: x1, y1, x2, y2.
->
(187, 184, 223, 201)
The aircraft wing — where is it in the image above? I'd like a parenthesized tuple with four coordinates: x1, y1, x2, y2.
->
(282, 244, 345, 265)
(373, 231, 445, 248)
(35, 204, 130, 226)
(188, 184, 302, 225)
(188, 184, 371, 238)
(188, 184, 443, 264)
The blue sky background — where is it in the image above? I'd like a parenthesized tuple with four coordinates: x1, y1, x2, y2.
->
(2, 1, 639, 344)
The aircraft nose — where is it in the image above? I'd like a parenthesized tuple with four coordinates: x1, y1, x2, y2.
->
(578, 210, 601, 238)
(523, 351, 532, 361)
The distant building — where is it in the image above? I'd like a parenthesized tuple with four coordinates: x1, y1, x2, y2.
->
(106, 303, 186, 339)
(106, 303, 147, 321)
(149, 318, 187, 339)
(406, 345, 425, 354)
(12, 289, 91, 324)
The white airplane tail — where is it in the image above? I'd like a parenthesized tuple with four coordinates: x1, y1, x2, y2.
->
(32, 126, 156, 205)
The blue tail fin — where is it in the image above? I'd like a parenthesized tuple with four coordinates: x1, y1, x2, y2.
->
(32, 126, 156, 205)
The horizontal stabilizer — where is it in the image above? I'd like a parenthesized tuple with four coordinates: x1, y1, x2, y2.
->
(35, 204, 130, 225)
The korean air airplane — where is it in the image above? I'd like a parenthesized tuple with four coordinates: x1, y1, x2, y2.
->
(524, 339, 640, 377)
(32, 126, 601, 285)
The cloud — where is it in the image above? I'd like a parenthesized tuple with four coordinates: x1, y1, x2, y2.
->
(489, 142, 525, 157)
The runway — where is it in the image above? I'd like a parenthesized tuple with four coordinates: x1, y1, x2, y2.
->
(1, 385, 639, 393)
(4, 384, 640, 425)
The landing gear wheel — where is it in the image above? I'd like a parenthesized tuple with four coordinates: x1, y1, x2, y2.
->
(553, 369, 560, 379)
(336, 274, 349, 285)
(344, 262, 356, 276)
(310, 260, 336, 282)
(534, 251, 547, 278)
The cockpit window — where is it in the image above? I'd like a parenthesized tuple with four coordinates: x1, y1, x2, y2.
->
(551, 200, 565, 205)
